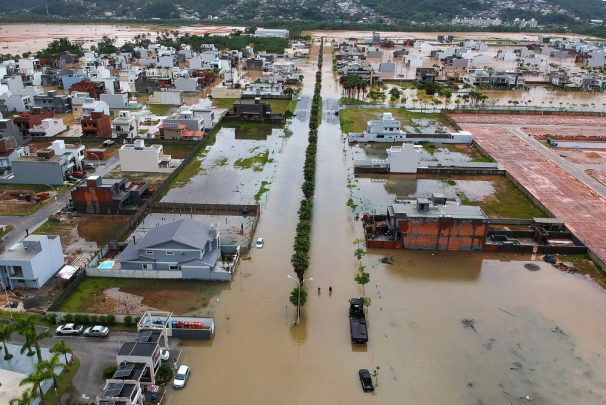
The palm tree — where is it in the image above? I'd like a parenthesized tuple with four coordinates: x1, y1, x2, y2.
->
(16, 314, 51, 362)
(9, 387, 38, 405)
(39, 354, 67, 405)
(50, 340, 72, 366)
(0, 321, 15, 360)
(19, 370, 46, 404)
(15, 315, 35, 358)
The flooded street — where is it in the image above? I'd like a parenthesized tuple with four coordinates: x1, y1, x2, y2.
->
(165, 42, 606, 405)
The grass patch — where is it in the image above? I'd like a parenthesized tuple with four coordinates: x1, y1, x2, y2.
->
(422, 142, 436, 155)
(43, 356, 81, 405)
(161, 143, 196, 159)
(264, 98, 291, 114)
(213, 157, 228, 168)
(0, 225, 13, 239)
(340, 97, 374, 106)
(211, 98, 237, 109)
(339, 108, 450, 134)
(472, 156, 495, 163)
(147, 104, 175, 116)
(560, 254, 606, 289)
(34, 217, 129, 246)
(234, 149, 272, 172)
(254, 181, 271, 203)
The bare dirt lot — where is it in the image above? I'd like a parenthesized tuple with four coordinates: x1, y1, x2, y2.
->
(450, 112, 606, 266)
(521, 126, 606, 140)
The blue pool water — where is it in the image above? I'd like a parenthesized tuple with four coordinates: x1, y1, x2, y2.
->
(98, 261, 115, 269)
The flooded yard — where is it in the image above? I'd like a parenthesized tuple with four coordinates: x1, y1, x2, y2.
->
(161, 123, 288, 204)
(351, 173, 545, 218)
(339, 108, 453, 134)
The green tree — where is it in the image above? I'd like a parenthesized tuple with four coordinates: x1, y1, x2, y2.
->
(19, 369, 46, 404)
(9, 387, 38, 405)
(389, 86, 401, 99)
(355, 265, 370, 296)
(50, 339, 72, 366)
(16, 314, 51, 362)
(289, 286, 308, 307)
(0, 321, 15, 360)
(38, 354, 67, 405)
(291, 250, 309, 281)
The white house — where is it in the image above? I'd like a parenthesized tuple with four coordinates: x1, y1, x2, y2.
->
(387, 144, 420, 173)
(28, 118, 67, 137)
(119, 139, 179, 172)
(112, 111, 139, 140)
(0, 234, 64, 289)
(82, 98, 110, 117)
(348, 112, 407, 142)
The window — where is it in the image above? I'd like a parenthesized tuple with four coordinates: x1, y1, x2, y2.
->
(146, 251, 154, 255)
(166, 251, 174, 255)
(169, 265, 180, 270)
(142, 264, 152, 269)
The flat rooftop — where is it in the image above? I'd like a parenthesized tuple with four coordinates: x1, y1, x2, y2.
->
(391, 202, 488, 220)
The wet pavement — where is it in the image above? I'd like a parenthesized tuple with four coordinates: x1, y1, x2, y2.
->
(163, 42, 606, 405)
(451, 114, 606, 267)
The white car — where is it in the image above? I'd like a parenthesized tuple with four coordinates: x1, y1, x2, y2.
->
(173, 365, 190, 389)
(56, 323, 84, 335)
(160, 348, 170, 361)
(255, 238, 264, 248)
(83, 325, 109, 337)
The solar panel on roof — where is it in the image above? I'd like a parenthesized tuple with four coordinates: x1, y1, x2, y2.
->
(114, 363, 135, 378)
(104, 382, 124, 397)
(135, 330, 152, 342)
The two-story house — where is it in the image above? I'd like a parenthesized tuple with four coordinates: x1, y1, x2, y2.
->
(0, 235, 64, 289)
(117, 219, 229, 280)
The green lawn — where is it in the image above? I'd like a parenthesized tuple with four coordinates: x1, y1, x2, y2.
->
(339, 97, 374, 106)
(452, 176, 546, 219)
(264, 99, 291, 114)
(0, 225, 13, 239)
(234, 149, 272, 172)
(339, 108, 449, 134)
(147, 104, 173, 116)
(211, 98, 238, 109)
(161, 143, 196, 159)
(44, 357, 81, 405)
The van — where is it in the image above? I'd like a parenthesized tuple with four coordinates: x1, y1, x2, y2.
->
(173, 365, 190, 389)
(102, 139, 116, 147)
(85, 163, 96, 170)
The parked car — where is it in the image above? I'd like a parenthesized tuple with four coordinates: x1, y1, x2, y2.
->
(103, 139, 116, 147)
(358, 369, 374, 392)
(66, 175, 77, 182)
(84, 163, 96, 170)
(56, 323, 84, 336)
(72, 171, 85, 178)
(255, 238, 264, 248)
(83, 325, 109, 337)
(160, 348, 170, 361)
(173, 365, 190, 389)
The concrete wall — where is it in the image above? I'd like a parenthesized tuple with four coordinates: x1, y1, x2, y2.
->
(7, 159, 64, 185)
(119, 148, 161, 172)
(400, 218, 486, 251)
(86, 268, 231, 281)
(148, 91, 183, 105)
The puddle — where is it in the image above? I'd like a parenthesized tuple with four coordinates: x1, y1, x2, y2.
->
(455, 180, 495, 201)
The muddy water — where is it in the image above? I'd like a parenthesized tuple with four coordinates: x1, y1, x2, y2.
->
(165, 42, 606, 405)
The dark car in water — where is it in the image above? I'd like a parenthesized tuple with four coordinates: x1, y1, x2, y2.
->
(358, 369, 374, 392)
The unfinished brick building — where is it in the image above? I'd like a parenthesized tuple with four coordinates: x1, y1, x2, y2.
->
(13, 109, 54, 140)
(71, 176, 149, 214)
(364, 196, 488, 251)
(81, 112, 112, 138)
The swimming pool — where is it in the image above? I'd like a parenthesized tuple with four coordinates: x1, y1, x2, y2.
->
(98, 260, 115, 269)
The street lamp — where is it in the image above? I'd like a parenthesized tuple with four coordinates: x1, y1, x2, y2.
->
(288, 274, 313, 325)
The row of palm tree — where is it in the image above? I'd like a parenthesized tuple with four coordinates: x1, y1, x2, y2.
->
(1, 315, 74, 405)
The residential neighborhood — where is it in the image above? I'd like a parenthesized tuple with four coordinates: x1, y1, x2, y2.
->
(1, 18, 606, 405)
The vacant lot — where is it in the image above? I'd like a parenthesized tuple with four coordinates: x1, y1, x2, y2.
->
(0, 184, 68, 216)
(339, 108, 452, 134)
(59, 277, 228, 315)
(105, 166, 170, 189)
(34, 215, 130, 248)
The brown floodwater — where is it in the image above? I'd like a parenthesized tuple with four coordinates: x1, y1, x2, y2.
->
(165, 42, 606, 405)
